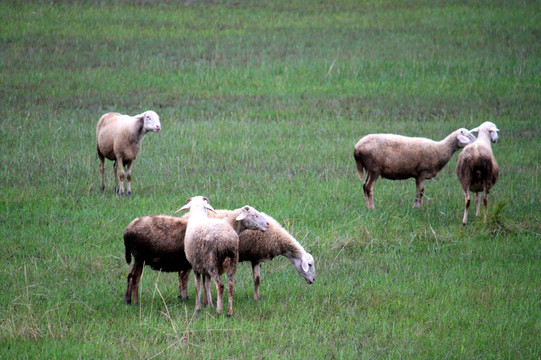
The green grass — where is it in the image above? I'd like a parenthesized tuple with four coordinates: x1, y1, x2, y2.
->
(1, 0, 540, 358)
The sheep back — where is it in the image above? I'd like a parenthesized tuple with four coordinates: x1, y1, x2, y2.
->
(124, 215, 190, 272)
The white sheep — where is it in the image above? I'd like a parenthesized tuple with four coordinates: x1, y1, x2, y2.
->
(96, 110, 161, 196)
(456, 121, 500, 225)
(176, 196, 269, 316)
(353, 128, 476, 209)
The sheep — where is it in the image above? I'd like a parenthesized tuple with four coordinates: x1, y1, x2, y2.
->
(456, 121, 500, 225)
(96, 110, 161, 196)
(123, 203, 269, 306)
(123, 209, 315, 306)
(176, 196, 269, 316)
(123, 215, 190, 305)
(182, 210, 316, 301)
(353, 128, 477, 209)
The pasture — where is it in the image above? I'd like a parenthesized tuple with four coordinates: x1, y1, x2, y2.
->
(1, 0, 540, 358)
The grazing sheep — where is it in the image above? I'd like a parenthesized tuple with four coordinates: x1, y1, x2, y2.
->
(123, 204, 269, 306)
(184, 210, 316, 301)
(96, 110, 161, 196)
(353, 128, 476, 209)
(176, 196, 269, 316)
(456, 121, 500, 225)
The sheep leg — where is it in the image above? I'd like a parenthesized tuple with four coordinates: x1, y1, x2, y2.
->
(113, 160, 120, 194)
(482, 190, 489, 222)
(209, 270, 225, 314)
(201, 276, 208, 306)
(363, 173, 378, 209)
(475, 192, 482, 217)
(414, 178, 425, 208)
(462, 190, 471, 225)
(98, 151, 105, 191)
(226, 272, 235, 317)
(116, 157, 125, 196)
(125, 260, 143, 305)
(193, 271, 202, 311)
(203, 275, 214, 307)
(124, 160, 133, 196)
(252, 262, 261, 301)
(226, 258, 237, 316)
(178, 270, 190, 301)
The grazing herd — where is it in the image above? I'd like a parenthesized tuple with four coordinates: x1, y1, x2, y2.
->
(96, 111, 499, 316)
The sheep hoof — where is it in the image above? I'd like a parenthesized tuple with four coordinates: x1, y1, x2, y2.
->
(126, 191, 132, 197)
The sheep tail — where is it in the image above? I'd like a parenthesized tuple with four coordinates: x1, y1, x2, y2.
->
(353, 149, 364, 180)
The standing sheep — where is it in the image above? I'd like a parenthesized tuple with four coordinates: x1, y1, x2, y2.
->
(353, 128, 476, 209)
(123, 215, 190, 305)
(96, 110, 161, 196)
(177, 196, 269, 316)
(456, 121, 500, 225)
(123, 204, 269, 305)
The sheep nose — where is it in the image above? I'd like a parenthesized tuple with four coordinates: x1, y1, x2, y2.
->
(156, 125, 161, 131)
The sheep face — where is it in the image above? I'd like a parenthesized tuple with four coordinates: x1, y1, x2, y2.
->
(471, 122, 499, 143)
(456, 128, 477, 148)
(236, 206, 270, 232)
(143, 111, 161, 132)
(291, 252, 315, 285)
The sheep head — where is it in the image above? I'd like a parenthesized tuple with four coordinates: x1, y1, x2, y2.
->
(236, 206, 270, 232)
(291, 252, 316, 285)
(471, 121, 499, 143)
(455, 128, 477, 148)
(142, 110, 161, 132)
(175, 196, 215, 214)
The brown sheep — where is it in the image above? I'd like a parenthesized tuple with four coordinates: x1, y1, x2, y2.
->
(123, 215, 189, 305)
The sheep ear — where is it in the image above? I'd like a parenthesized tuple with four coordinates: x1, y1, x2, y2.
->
(205, 202, 216, 213)
(175, 203, 191, 213)
(457, 135, 472, 148)
(301, 258, 309, 273)
(236, 209, 247, 221)
(470, 126, 480, 133)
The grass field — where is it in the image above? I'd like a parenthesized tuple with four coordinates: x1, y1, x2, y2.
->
(1, 0, 540, 358)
